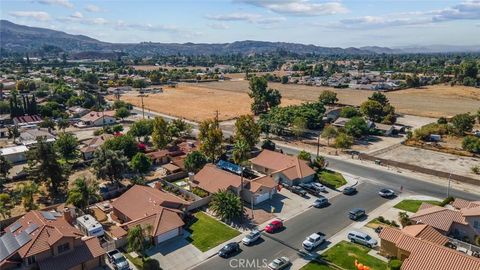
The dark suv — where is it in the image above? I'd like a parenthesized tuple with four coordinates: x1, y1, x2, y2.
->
(349, 208, 366, 220)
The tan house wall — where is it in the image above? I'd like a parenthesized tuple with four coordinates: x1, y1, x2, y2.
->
(380, 239, 398, 257)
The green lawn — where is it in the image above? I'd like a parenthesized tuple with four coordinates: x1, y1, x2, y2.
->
(394, 199, 442, 213)
(301, 241, 388, 270)
(318, 170, 347, 189)
(124, 253, 160, 270)
(186, 212, 240, 252)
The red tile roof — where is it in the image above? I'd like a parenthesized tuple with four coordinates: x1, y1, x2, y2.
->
(410, 203, 467, 233)
(250, 150, 315, 180)
(193, 164, 242, 193)
(13, 115, 42, 124)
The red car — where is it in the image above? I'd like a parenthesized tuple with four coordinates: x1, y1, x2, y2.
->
(265, 220, 283, 233)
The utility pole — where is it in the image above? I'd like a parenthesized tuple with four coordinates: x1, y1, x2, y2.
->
(316, 133, 321, 157)
(447, 173, 452, 197)
(240, 166, 244, 222)
(251, 195, 255, 219)
(140, 93, 145, 119)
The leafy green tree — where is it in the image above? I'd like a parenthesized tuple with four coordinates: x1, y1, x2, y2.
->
(39, 117, 56, 132)
(0, 193, 13, 219)
(451, 113, 475, 135)
(112, 100, 133, 110)
(115, 107, 130, 120)
(152, 117, 171, 149)
(298, 150, 312, 162)
(26, 137, 68, 196)
(312, 155, 327, 171)
(103, 135, 138, 158)
(0, 156, 12, 189)
(57, 118, 70, 131)
(292, 116, 308, 137)
(54, 133, 79, 161)
(437, 117, 448, 124)
(132, 79, 147, 88)
(318, 90, 338, 105)
(92, 149, 128, 183)
(184, 151, 207, 173)
(15, 181, 39, 211)
(234, 115, 261, 150)
(340, 106, 360, 118)
(67, 178, 100, 213)
(345, 117, 369, 138)
(7, 126, 20, 143)
(462, 136, 480, 154)
(168, 118, 192, 139)
(199, 118, 223, 162)
(261, 139, 276, 151)
(232, 139, 250, 165)
(321, 125, 338, 146)
(209, 190, 243, 222)
(127, 225, 148, 256)
(335, 133, 354, 149)
(368, 92, 389, 106)
(360, 100, 384, 122)
(248, 77, 281, 115)
(130, 152, 152, 174)
(128, 119, 153, 141)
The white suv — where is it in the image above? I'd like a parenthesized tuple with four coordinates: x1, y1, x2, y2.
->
(347, 231, 377, 248)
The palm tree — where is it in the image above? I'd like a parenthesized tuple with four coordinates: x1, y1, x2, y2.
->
(232, 139, 250, 165)
(7, 126, 20, 144)
(66, 178, 100, 214)
(16, 181, 39, 211)
(209, 189, 243, 222)
(127, 225, 149, 259)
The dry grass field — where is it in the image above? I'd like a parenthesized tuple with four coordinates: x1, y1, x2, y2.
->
(131, 65, 208, 71)
(194, 81, 480, 118)
(112, 84, 303, 122)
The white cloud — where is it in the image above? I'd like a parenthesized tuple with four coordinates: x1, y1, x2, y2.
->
(208, 22, 230, 30)
(70, 11, 83, 19)
(114, 20, 201, 37)
(238, 0, 348, 16)
(37, 0, 74, 9)
(206, 12, 285, 24)
(85, 4, 101, 12)
(9, 11, 51, 21)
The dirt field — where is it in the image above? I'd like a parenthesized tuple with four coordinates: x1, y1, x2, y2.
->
(193, 81, 480, 118)
(131, 65, 209, 71)
(113, 84, 303, 122)
(376, 145, 480, 179)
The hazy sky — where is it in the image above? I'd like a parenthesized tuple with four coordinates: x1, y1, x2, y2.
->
(1, 0, 480, 47)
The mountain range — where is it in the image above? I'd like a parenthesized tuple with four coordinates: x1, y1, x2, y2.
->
(1, 20, 479, 57)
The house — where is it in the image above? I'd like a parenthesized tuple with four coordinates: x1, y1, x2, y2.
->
(410, 199, 480, 243)
(68, 106, 90, 118)
(13, 115, 42, 127)
(323, 107, 342, 123)
(332, 117, 350, 128)
(146, 150, 172, 165)
(77, 111, 116, 127)
(0, 209, 105, 270)
(249, 149, 316, 185)
(192, 163, 277, 205)
(19, 128, 56, 146)
(373, 123, 395, 136)
(111, 185, 189, 245)
(0, 145, 28, 163)
(379, 224, 480, 270)
(80, 134, 113, 160)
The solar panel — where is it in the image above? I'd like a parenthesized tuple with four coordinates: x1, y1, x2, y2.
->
(41, 211, 56, 220)
(15, 231, 31, 246)
(217, 160, 243, 175)
(24, 223, 39, 234)
(9, 222, 21, 233)
(0, 232, 20, 254)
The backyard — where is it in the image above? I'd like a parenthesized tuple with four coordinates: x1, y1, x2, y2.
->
(186, 212, 240, 252)
(301, 241, 388, 270)
(394, 199, 442, 213)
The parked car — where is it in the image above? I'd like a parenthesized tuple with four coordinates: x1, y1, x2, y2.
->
(343, 186, 357, 195)
(312, 196, 329, 208)
(291, 186, 307, 196)
(378, 188, 395, 198)
(300, 183, 322, 196)
(268, 256, 291, 270)
(347, 231, 378, 248)
(302, 232, 326, 251)
(312, 182, 326, 192)
(265, 219, 283, 233)
(107, 250, 130, 270)
(218, 242, 240, 258)
(242, 230, 261, 245)
(349, 208, 366, 220)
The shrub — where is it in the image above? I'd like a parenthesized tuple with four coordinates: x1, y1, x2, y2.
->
(462, 136, 480, 153)
(390, 220, 399, 228)
(389, 259, 402, 270)
(472, 165, 480, 175)
(142, 259, 161, 270)
(413, 123, 449, 141)
(440, 196, 454, 207)
(378, 216, 386, 223)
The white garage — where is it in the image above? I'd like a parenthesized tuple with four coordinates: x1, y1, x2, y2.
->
(254, 189, 276, 205)
(155, 228, 180, 244)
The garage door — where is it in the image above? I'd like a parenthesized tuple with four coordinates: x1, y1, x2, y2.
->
(255, 192, 270, 204)
(156, 228, 179, 243)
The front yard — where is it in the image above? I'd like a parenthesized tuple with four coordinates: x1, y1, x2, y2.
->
(301, 241, 388, 270)
(318, 170, 347, 189)
(394, 199, 442, 213)
(186, 212, 240, 252)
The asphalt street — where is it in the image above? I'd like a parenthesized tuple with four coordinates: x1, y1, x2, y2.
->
(193, 182, 387, 270)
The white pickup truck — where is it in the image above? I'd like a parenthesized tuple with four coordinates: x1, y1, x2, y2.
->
(302, 232, 326, 251)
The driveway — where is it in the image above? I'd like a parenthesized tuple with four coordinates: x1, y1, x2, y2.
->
(145, 232, 205, 270)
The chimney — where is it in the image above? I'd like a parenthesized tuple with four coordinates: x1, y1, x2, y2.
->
(62, 207, 75, 224)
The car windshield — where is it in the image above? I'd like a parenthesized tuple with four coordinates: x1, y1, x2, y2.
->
(272, 259, 282, 266)
(307, 237, 315, 242)
(248, 232, 257, 238)
(114, 256, 126, 264)
(365, 235, 372, 240)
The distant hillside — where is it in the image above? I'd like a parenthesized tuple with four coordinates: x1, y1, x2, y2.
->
(1, 20, 479, 57)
